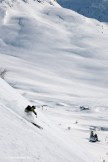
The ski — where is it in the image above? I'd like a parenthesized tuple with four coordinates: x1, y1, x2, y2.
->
(32, 123, 43, 130)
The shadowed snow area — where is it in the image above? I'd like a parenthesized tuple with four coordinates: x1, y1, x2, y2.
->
(0, 0, 108, 161)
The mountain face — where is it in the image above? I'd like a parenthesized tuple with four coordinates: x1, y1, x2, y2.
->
(0, 0, 108, 161)
(0, 0, 108, 105)
(57, 0, 108, 22)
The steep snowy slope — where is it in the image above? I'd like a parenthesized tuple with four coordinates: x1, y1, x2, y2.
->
(57, 0, 108, 22)
(0, 0, 108, 161)
(0, 78, 97, 162)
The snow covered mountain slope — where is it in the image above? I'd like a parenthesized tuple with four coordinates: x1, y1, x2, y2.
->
(57, 0, 108, 22)
(0, 0, 108, 161)
(0, 78, 97, 162)
(0, 0, 108, 106)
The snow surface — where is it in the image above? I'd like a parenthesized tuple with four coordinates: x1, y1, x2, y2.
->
(0, 0, 108, 161)
(0, 78, 98, 162)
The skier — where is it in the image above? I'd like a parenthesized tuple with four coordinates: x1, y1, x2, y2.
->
(24, 105, 43, 129)
(94, 133, 98, 141)
(90, 130, 94, 138)
(25, 105, 37, 118)
(89, 130, 96, 142)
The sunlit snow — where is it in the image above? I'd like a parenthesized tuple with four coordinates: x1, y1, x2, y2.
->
(0, 0, 108, 161)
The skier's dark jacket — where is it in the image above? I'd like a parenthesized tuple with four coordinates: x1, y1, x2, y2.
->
(25, 105, 37, 116)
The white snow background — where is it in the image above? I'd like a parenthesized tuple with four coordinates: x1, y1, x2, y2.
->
(0, 0, 108, 161)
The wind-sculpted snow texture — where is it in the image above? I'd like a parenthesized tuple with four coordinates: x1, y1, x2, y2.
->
(57, 0, 108, 22)
(0, 0, 108, 161)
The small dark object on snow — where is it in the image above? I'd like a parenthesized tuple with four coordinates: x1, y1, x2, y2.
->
(89, 131, 96, 142)
(75, 120, 78, 124)
(37, 0, 41, 3)
(25, 105, 37, 117)
(80, 106, 89, 111)
(32, 123, 43, 129)
(89, 131, 99, 142)
(94, 133, 98, 141)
